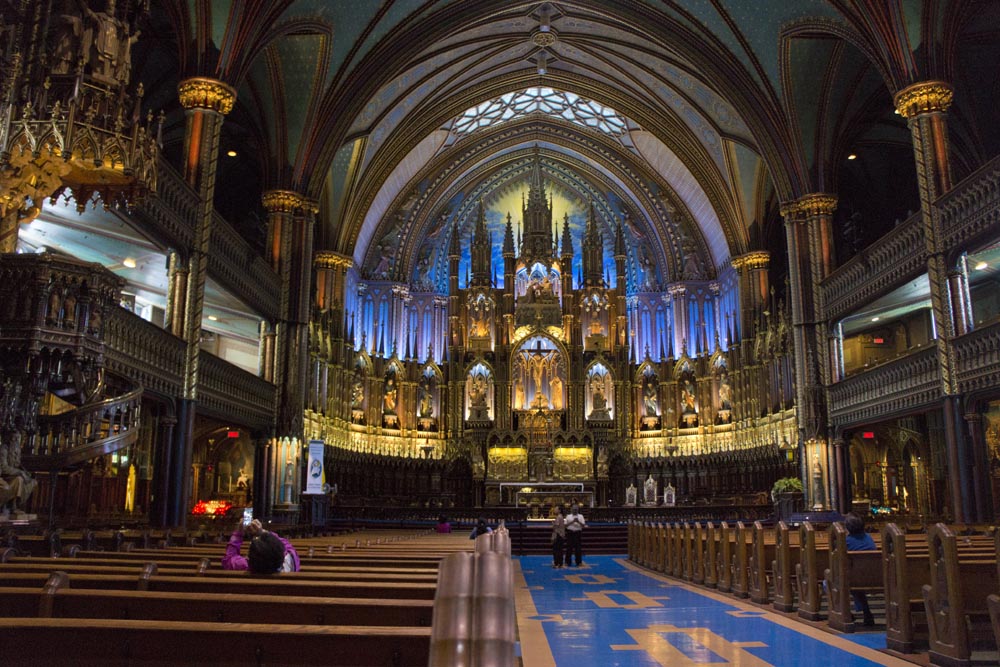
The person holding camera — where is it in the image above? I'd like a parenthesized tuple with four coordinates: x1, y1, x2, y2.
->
(222, 518, 300, 573)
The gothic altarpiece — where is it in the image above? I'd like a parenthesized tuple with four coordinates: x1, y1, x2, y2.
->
(308, 153, 798, 511)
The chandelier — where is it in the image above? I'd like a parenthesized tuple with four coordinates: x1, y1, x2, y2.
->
(0, 0, 159, 229)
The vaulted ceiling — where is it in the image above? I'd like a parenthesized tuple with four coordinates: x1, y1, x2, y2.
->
(136, 0, 1000, 292)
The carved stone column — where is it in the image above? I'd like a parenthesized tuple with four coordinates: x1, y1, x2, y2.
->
(263, 190, 318, 441)
(170, 77, 235, 528)
(730, 251, 769, 338)
(667, 284, 687, 355)
(164, 250, 188, 338)
(781, 193, 837, 510)
(313, 251, 352, 312)
(894, 81, 973, 520)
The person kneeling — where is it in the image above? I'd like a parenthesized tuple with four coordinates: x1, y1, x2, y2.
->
(222, 519, 301, 573)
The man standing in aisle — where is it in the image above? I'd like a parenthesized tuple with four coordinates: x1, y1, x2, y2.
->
(565, 502, 586, 566)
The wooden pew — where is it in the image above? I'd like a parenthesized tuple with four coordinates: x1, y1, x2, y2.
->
(0, 618, 431, 666)
(748, 521, 776, 604)
(0, 577, 434, 627)
(683, 523, 696, 582)
(704, 522, 718, 588)
(772, 521, 797, 612)
(826, 522, 882, 632)
(716, 522, 733, 594)
(654, 523, 667, 573)
(730, 521, 751, 598)
(691, 523, 706, 586)
(796, 522, 829, 621)
(922, 523, 998, 667)
(672, 522, 685, 579)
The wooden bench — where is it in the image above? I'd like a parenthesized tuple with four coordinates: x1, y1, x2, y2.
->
(730, 521, 751, 598)
(826, 522, 882, 632)
(772, 521, 798, 612)
(0, 617, 431, 666)
(796, 522, 829, 621)
(0, 573, 434, 626)
(704, 522, 719, 588)
(716, 522, 733, 594)
(748, 521, 776, 604)
(922, 523, 998, 667)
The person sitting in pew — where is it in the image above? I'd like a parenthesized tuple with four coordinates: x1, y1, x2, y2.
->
(845, 512, 876, 626)
(222, 519, 301, 574)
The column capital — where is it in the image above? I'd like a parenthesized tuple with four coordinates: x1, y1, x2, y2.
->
(894, 80, 953, 119)
(314, 251, 353, 270)
(666, 283, 687, 297)
(262, 190, 319, 215)
(177, 77, 237, 114)
(779, 193, 837, 219)
(730, 250, 770, 271)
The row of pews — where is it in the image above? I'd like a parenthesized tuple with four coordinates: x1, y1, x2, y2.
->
(629, 519, 1000, 667)
(0, 525, 514, 666)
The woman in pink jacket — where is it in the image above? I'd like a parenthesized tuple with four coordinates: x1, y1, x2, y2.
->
(222, 519, 301, 573)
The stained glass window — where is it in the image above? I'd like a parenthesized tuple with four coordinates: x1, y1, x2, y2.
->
(452, 87, 627, 137)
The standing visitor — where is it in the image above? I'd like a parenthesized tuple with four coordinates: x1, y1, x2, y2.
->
(551, 505, 566, 568)
(565, 503, 586, 566)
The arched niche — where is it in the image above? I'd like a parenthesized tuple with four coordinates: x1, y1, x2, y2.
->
(511, 334, 566, 412)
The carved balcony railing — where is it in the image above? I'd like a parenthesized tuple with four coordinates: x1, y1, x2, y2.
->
(209, 210, 280, 320)
(26, 385, 143, 471)
(937, 154, 1000, 253)
(103, 306, 186, 398)
(198, 351, 275, 430)
(131, 158, 280, 320)
(128, 157, 198, 250)
(828, 347, 941, 426)
(954, 320, 1000, 395)
(822, 211, 926, 323)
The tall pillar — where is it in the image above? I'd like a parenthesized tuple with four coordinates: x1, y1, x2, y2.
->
(313, 251, 353, 312)
(894, 81, 974, 520)
(262, 190, 318, 442)
(780, 193, 837, 510)
(169, 77, 236, 528)
(164, 250, 188, 338)
(730, 251, 770, 338)
(668, 285, 687, 355)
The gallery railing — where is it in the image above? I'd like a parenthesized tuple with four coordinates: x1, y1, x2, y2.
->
(198, 351, 275, 430)
(103, 306, 185, 398)
(937, 153, 1000, 252)
(828, 347, 941, 426)
(953, 319, 1000, 395)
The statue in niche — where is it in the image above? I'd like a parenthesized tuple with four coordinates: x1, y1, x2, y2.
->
(514, 377, 525, 410)
(1, 433, 37, 513)
(236, 468, 248, 490)
(418, 379, 434, 419)
(596, 447, 609, 478)
(589, 316, 604, 336)
(719, 373, 732, 411)
(82, 0, 140, 84)
(351, 377, 364, 409)
(642, 376, 658, 417)
(469, 375, 487, 407)
(470, 307, 489, 337)
(663, 483, 676, 507)
(625, 483, 637, 507)
(643, 474, 657, 505)
(549, 375, 563, 410)
(639, 245, 656, 290)
(383, 377, 397, 415)
(589, 375, 611, 420)
(681, 379, 697, 415)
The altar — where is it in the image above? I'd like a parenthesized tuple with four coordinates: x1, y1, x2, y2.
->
(489, 481, 594, 512)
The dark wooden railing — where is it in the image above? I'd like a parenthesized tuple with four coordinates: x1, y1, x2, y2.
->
(828, 347, 941, 425)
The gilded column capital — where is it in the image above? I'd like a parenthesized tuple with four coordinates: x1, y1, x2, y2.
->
(894, 81, 953, 118)
(177, 77, 237, 115)
(313, 251, 353, 270)
(779, 193, 837, 219)
(666, 284, 687, 297)
(261, 190, 317, 215)
(731, 251, 770, 271)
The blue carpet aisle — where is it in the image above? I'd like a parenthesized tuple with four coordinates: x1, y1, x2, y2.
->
(514, 555, 913, 667)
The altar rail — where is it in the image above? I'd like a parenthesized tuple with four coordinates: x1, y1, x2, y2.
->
(828, 346, 941, 426)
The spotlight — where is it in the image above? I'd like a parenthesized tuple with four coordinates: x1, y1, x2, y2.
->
(123, 257, 136, 268)
(974, 261, 988, 271)
(208, 315, 218, 321)
(227, 150, 237, 157)
(847, 154, 857, 160)
(871, 316, 880, 322)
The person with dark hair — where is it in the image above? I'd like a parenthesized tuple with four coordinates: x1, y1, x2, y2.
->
(551, 505, 566, 568)
(469, 516, 492, 540)
(222, 519, 300, 574)
(565, 503, 586, 566)
(844, 512, 876, 626)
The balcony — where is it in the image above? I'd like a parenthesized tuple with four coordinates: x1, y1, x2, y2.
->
(953, 319, 1000, 395)
(828, 347, 941, 426)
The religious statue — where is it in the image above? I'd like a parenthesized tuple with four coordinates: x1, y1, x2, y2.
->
(418, 381, 434, 419)
(719, 373, 732, 411)
(589, 375, 611, 420)
(681, 379, 697, 414)
(642, 377, 658, 417)
(469, 375, 487, 407)
(236, 468, 248, 490)
(283, 459, 294, 504)
(643, 474, 657, 505)
(383, 377, 397, 415)
(351, 377, 364, 409)
(514, 377, 525, 410)
(663, 483, 676, 507)
(596, 447, 609, 478)
(0, 432, 37, 514)
(549, 375, 563, 410)
(624, 483, 637, 506)
(82, 0, 141, 84)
